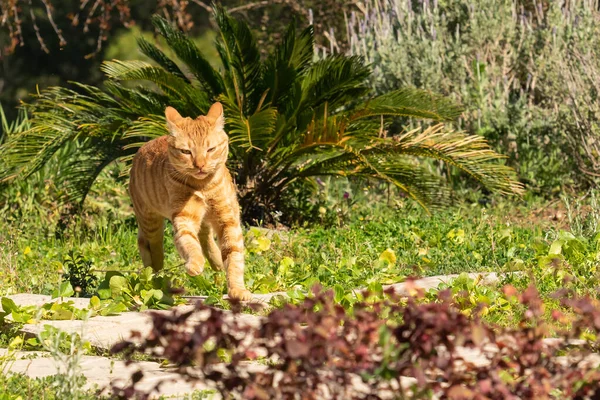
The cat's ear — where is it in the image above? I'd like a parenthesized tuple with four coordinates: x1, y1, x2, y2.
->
(206, 102, 224, 131)
(165, 106, 183, 135)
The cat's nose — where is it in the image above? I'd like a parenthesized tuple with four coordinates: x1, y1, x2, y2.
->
(195, 163, 205, 171)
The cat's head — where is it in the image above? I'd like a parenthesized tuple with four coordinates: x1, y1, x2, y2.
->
(164, 102, 228, 179)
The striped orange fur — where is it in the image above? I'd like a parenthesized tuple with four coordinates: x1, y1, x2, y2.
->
(128, 102, 252, 301)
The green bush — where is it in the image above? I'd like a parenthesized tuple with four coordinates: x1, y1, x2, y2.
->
(346, 0, 600, 194)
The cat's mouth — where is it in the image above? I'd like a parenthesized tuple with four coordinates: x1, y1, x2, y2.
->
(192, 170, 209, 178)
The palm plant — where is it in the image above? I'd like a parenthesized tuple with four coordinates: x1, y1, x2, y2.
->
(0, 5, 522, 224)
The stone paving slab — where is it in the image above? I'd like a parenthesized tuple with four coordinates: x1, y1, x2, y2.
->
(3, 294, 264, 352)
(0, 348, 218, 399)
(0, 348, 423, 399)
(3, 294, 92, 309)
(20, 314, 153, 351)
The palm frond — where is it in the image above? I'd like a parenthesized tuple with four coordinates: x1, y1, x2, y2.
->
(151, 15, 224, 96)
(52, 141, 123, 207)
(101, 60, 210, 115)
(371, 125, 525, 195)
(103, 82, 169, 115)
(213, 4, 264, 114)
(263, 22, 314, 108)
(137, 36, 190, 83)
(300, 55, 371, 111)
(294, 152, 449, 212)
(219, 94, 278, 154)
(351, 88, 465, 122)
(0, 84, 131, 210)
(1, 104, 30, 144)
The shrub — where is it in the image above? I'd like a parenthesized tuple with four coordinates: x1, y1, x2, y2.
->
(112, 284, 600, 399)
(0, 7, 522, 226)
(346, 0, 600, 194)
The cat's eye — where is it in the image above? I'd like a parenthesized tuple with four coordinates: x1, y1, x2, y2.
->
(207, 147, 216, 153)
(179, 149, 192, 155)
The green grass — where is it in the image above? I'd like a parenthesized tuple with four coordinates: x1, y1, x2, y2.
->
(2, 166, 600, 319)
(0, 373, 95, 400)
(0, 166, 592, 297)
(0, 174, 541, 298)
(0, 372, 214, 399)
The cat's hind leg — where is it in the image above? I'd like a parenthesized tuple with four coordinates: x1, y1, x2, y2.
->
(199, 222, 224, 271)
(136, 213, 165, 272)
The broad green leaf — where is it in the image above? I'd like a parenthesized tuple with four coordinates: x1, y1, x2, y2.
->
(96, 271, 124, 300)
(254, 275, 278, 293)
(151, 289, 164, 301)
(204, 295, 221, 306)
(280, 256, 295, 268)
(367, 282, 384, 296)
(447, 229, 466, 244)
(49, 303, 74, 320)
(142, 289, 164, 305)
(257, 237, 271, 252)
(188, 275, 213, 292)
(52, 282, 75, 299)
(333, 284, 345, 303)
(109, 275, 130, 298)
(8, 336, 24, 349)
(97, 288, 112, 300)
(100, 301, 128, 316)
(304, 277, 321, 291)
(90, 296, 101, 309)
(11, 311, 35, 324)
(549, 240, 563, 255)
(378, 248, 397, 264)
(1, 297, 18, 313)
(538, 255, 563, 268)
(140, 267, 154, 283)
(498, 228, 512, 245)
(531, 238, 547, 255)
(73, 307, 92, 320)
(286, 288, 306, 303)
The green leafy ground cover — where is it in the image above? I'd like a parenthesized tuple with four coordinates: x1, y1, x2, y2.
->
(2, 165, 599, 320)
(0, 174, 543, 299)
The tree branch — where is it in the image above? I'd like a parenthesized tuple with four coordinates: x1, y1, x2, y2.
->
(229, 1, 272, 13)
(29, 0, 50, 53)
(190, 0, 276, 14)
(189, 0, 212, 12)
(40, 0, 67, 46)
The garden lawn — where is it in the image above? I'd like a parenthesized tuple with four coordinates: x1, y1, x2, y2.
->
(1, 171, 589, 300)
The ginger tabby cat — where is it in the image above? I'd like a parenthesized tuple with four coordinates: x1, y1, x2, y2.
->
(129, 102, 252, 301)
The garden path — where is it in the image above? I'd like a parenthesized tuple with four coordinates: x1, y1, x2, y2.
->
(1, 272, 509, 398)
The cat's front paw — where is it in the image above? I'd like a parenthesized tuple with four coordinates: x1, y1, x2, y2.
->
(185, 261, 204, 276)
(228, 287, 253, 301)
